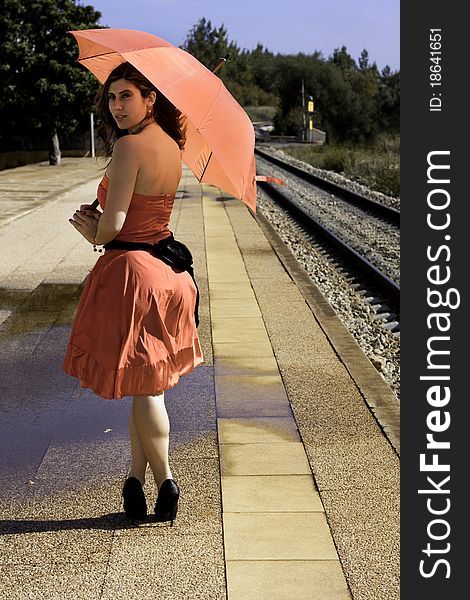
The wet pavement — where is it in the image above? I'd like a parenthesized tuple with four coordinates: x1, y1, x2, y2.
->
(1, 162, 225, 598)
(0, 157, 101, 228)
(0, 159, 399, 600)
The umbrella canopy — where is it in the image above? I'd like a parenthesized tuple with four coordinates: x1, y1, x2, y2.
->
(69, 28, 257, 212)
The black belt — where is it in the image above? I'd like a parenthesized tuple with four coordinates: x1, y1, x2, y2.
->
(104, 234, 200, 327)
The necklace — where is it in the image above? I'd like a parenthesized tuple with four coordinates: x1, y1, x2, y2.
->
(129, 115, 154, 135)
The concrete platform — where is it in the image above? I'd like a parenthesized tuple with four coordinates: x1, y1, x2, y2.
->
(0, 159, 399, 599)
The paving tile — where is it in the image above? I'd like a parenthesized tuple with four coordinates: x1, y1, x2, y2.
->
(208, 284, 255, 299)
(346, 568, 399, 600)
(165, 375, 217, 432)
(102, 532, 226, 600)
(211, 316, 266, 330)
(0, 428, 57, 482)
(221, 474, 323, 512)
(213, 341, 273, 358)
(204, 223, 228, 229)
(217, 417, 300, 443)
(206, 253, 243, 262)
(169, 429, 219, 459)
(214, 355, 280, 377)
(226, 560, 352, 600)
(205, 233, 239, 241)
(208, 273, 251, 284)
(14, 475, 123, 521)
(205, 237, 239, 244)
(34, 436, 131, 484)
(303, 436, 400, 491)
(166, 404, 216, 432)
(215, 372, 287, 400)
(212, 326, 271, 344)
(239, 262, 288, 280)
(0, 528, 113, 566)
(205, 246, 240, 255)
(278, 364, 380, 439)
(0, 475, 37, 519)
(205, 237, 237, 245)
(320, 486, 400, 564)
(220, 442, 311, 476)
(216, 400, 292, 419)
(320, 487, 399, 600)
(53, 401, 131, 442)
(204, 225, 235, 232)
(204, 220, 234, 227)
(206, 256, 242, 265)
(215, 374, 292, 418)
(223, 512, 337, 560)
(0, 561, 107, 600)
(210, 297, 259, 309)
(211, 303, 262, 317)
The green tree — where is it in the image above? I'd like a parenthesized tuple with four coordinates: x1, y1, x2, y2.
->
(378, 65, 400, 132)
(271, 46, 383, 143)
(181, 17, 235, 72)
(330, 45, 357, 73)
(322, 47, 380, 142)
(0, 0, 101, 164)
(358, 49, 371, 72)
(181, 19, 399, 144)
(181, 17, 278, 107)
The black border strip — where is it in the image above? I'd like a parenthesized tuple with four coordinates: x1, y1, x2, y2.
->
(401, 4, 467, 597)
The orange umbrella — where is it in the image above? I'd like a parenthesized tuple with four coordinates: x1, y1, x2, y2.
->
(69, 28, 258, 212)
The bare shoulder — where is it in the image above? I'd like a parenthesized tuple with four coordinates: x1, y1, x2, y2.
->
(108, 136, 141, 175)
(113, 134, 142, 157)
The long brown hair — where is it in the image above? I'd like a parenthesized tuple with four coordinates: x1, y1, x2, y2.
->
(95, 62, 186, 157)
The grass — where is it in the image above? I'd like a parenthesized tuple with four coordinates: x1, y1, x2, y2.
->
(282, 133, 400, 198)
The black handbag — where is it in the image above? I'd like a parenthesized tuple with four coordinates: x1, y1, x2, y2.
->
(103, 233, 200, 327)
(154, 234, 194, 271)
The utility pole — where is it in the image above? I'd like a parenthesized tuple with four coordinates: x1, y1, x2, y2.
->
(301, 79, 306, 141)
(90, 112, 95, 158)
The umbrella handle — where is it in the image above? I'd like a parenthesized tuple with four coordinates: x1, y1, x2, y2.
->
(90, 198, 99, 210)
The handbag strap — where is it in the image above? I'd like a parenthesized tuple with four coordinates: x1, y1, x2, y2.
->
(104, 240, 153, 251)
(104, 232, 175, 253)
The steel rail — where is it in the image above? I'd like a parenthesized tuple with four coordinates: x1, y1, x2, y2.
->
(255, 147, 400, 226)
(257, 180, 400, 313)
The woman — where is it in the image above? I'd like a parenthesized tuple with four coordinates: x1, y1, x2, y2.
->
(63, 62, 203, 526)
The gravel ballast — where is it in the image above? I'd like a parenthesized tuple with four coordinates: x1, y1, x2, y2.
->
(255, 146, 400, 401)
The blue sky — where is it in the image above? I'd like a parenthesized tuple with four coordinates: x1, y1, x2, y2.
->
(87, 0, 399, 72)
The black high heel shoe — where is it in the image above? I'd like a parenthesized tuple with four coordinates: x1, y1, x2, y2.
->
(122, 476, 147, 521)
(154, 478, 180, 526)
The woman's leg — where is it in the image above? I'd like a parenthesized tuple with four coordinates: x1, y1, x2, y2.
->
(127, 403, 148, 485)
(132, 393, 173, 489)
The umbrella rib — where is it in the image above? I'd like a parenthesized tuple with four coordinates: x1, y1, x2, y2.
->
(79, 51, 117, 61)
(198, 152, 213, 182)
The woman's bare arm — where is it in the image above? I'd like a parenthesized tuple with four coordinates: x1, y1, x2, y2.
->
(93, 136, 140, 244)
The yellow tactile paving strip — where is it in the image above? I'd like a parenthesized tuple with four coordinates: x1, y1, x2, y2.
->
(203, 194, 352, 600)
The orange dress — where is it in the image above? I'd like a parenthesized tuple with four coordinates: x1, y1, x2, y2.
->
(63, 174, 203, 400)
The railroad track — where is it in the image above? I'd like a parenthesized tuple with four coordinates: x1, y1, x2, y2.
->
(255, 147, 400, 225)
(254, 149, 400, 329)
